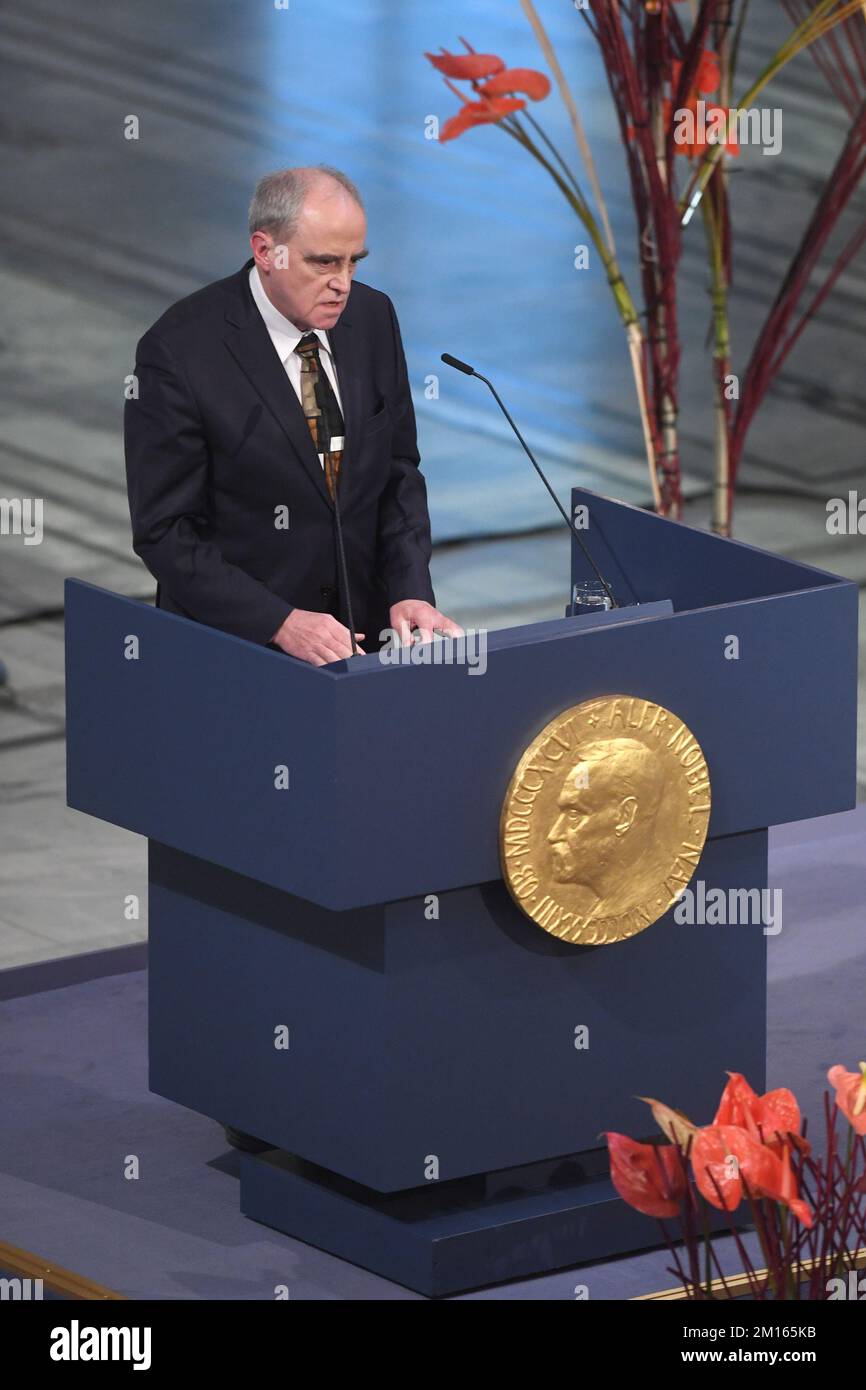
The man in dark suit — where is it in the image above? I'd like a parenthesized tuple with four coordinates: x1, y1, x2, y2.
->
(124, 164, 461, 663)
(125, 166, 461, 1153)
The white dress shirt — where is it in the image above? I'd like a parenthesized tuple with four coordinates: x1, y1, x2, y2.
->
(248, 265, 345, 461)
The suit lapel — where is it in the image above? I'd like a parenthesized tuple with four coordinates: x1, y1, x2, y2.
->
(222, 262, 333, 511)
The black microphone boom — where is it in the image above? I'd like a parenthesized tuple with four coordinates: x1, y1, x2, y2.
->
(440, 352, 617, 610)
(328, 456, 361, 658)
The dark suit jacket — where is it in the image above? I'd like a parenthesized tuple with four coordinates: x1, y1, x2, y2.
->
(124, 259, 436, 647)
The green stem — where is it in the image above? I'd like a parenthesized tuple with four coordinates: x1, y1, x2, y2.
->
(500, 117, 640, 329)
(521, 108, 589, 208)
(494, 112, 663, 511)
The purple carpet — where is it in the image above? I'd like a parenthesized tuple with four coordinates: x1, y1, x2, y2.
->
(1, 805, 863, 1300)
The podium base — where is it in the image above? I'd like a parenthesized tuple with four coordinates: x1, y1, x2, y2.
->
(240, 1147, 683, 1297)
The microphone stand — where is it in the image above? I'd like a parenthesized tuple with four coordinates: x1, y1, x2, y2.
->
(441, 353, 618, 610)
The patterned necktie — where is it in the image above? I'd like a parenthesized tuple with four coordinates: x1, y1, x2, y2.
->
(294, 332, 344, 499)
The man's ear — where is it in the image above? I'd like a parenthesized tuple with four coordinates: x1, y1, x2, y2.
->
(615, 796, 638, 836)
(250, 231, 274, 271)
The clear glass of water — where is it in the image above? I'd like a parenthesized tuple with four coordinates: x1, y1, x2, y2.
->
(572, 581, 613, 615)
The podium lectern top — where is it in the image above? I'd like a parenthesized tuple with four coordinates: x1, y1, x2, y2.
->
(65, 489, 857, 909)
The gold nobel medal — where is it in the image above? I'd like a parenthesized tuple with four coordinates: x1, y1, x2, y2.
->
(499, 696, 712, 945)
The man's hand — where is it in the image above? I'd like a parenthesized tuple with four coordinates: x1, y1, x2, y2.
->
(272, 609, 364, 666)
(390, 599, 464, 647)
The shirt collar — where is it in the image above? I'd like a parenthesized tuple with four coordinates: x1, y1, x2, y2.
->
(248, 266, 331, 360)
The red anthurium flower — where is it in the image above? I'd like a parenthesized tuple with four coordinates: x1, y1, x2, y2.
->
(828, 1063, 866, 1136)
(755, 1088, 802, 1145)
(713, 1071, 761, 1128)
(692, 1124, 813, 1226)
(476, 68, 551, 102)
(697, 51, 721, 93)
(777, 1143, 814, 1228)
(714, 1072, 803, 1154)
(605, 1132, 686, 1218)
(670, 99, 739, 158)
(668, 51, 738, 159)
(425, 50, 505, 81)
(672, 51, 721, 98)
(691, 1125, 774, 1210)
(439, 97, 526, 144)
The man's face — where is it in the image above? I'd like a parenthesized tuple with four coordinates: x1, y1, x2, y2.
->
(548, 770, 594, 885)
(252, 185, 368, 331)
(547, 762, 623, 889)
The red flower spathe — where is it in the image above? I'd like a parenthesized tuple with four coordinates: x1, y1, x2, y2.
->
(426, 41, 551, 143)
(691, 1124, 813, 1227)
(713, 1072, 804, 1154)
(672, 52, 721, 98)
(828, 1063, 866, 1136)
(425, 50, 505, 81)
(439, 97, 527, 144)
(477, 68, 551, 102)
(605, 1132, 686, 1219)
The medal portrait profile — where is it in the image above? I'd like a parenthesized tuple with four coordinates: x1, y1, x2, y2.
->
(500, 696, 712, 945)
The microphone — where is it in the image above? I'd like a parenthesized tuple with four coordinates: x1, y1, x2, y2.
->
(313, 360, 360, 659)
(440, 353, 618, 610)
(327, 455, 361, 657)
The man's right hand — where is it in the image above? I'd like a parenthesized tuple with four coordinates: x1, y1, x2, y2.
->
(271, 609, 364, 666)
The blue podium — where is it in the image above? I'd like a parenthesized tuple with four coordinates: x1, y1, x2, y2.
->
(65, 489, 857, 1296)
